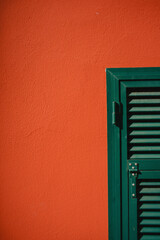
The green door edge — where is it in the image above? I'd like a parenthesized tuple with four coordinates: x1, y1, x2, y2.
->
(106, 67, 160, 240)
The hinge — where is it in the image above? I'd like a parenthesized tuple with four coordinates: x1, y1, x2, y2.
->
(129, 163, 139, 198)
(112, 101, 122, 128)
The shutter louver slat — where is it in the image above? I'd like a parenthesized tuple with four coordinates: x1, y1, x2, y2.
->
(130, 123, 160, 128)
(131, 147, 160, 151)
(130, 154, 160, 159)
(140, 188, 160, 194)
(141, 227, 160, 233)
(140, 219, 160, 225)
(130, 107, 160, 112)
(140, 182, 160, 186)
(127, 88, 160, 159)
(140, 236, 160, 240)
(140, 196, 160, 202)
(140, 204, 160, 209)
(130, 139, 160, 143)
(129, 92, 160, 96)
(130, 130, 160, 135)
(130, 115, 160, 119)
(140, 212, 160, 217)
(129, 99, 160, 104)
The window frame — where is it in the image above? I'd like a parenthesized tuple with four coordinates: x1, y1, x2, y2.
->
(106, 67, 160, 240)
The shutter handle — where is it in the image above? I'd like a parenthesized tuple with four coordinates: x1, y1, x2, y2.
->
(112, 101, 122, 128)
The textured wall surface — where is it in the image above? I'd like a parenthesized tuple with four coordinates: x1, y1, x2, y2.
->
(0, 0, 160, 239)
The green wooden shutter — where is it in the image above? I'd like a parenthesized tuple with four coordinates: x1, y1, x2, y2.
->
(107, 68, 160, 240)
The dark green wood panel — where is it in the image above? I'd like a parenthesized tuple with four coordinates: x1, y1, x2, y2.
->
(106, 69, 121, 240)
(106, 67, 160, 240)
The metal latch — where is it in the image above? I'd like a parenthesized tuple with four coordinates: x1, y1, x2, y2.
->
(129, 163, 139, 198)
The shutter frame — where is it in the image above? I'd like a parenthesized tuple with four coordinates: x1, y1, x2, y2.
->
(106, 67, 160, 240)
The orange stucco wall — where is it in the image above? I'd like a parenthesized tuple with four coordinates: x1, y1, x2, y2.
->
(0, 1, 160, 239)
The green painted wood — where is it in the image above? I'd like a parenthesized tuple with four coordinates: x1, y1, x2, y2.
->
(140, 182, 160, 186)
(140, 219, 160, 225)
(140, 236, 160, 240)
(129, 107, 160, 112)
(138, 171, 160, 179)
(121, 78, 160, 240)
(126, 81, 160, 239)
(130, 138, 160, 143)
(130, 115, 160, 119)
(129, 92, 160, 96)
(128, 161, 160, 171)
(140, 188, 160, 194)
(140, 204, 160, 209)
(130, 122, 160, 128)
(121, 81, 129, 240)
(107, 68, 160, 240)
(130, 146, 160, 151)
(140, 196, 160, 201)
(130, 130, 160, 135)
(106, 69, 121, 240)
(141, 227, 160, 233)
(107, 67, 160, 80)
(129, 169, 137, 240)
(130, 154, 160, 159)
(129, 99, 160, 104)
(140, 211, 160, 217)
